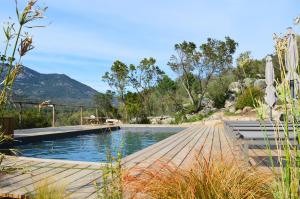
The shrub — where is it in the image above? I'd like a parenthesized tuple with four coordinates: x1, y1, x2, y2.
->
(236, 86, 264, 110)
(207, 75, 234, 108)
(20, 109, 51, 129)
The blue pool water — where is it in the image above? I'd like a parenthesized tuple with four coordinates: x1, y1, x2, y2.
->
(17, 127, 181, 162)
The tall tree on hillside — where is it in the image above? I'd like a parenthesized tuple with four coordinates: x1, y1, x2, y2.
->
(129, 58, 164, 92)
(129, 57, 164, 116)
(168, 37, 237, 112)
(102, 60, 129, 103)
(168, 42, 200, 106)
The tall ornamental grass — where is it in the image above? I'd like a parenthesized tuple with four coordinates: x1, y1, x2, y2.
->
(123, 156, 274, 199)
(268, 27, 300, 199)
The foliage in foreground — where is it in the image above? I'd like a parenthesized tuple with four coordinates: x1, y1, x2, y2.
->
(31, 179, 68, 199)
(123, 157, 274, 199)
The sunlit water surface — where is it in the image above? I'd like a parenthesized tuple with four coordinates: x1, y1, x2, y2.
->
(17, 127, 181, 162)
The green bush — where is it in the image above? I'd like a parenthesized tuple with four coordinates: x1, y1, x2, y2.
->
(207, 75, 234, 109)
(236, 87, 264, 110)
(19, 109, 51, 129)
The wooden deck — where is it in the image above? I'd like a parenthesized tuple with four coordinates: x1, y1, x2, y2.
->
(0, 123, 238, 199)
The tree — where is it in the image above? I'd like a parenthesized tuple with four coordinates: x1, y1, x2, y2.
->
(102, 60, 129, 103)
(234, 51, 265, 80)
(156, 75, 182, 113)
(168, 37, 238, 112)
(168, 42, 200, 107)
(124, 92, 142, 122)
(94, 91, 118, 118)
(129, 58, 164, 117)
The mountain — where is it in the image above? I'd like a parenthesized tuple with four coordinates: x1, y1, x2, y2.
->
(11, 66, 98, 105)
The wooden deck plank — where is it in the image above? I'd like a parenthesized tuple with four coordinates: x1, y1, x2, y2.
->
(132, 127, 200, 169)
(0, 163, 69, 195)
(177, 126, 211, 168)
(121, 126, 194, 165)
(0, 161, 57, 183)
(171, 126, 207, 167)
(123, 126, 198, 168)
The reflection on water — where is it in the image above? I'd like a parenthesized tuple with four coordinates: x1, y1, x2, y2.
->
(17, 128, 177, 162)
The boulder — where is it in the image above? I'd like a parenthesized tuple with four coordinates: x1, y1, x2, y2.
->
(229, 106, 236, 113)
(242, 106, 253, 113)
(243, 78, 255, 88)
(161, 117, 174, 124)
(150, 116, 173, 124)
(200, 107, 216, 115)
(225, 100, 235, 109)
(254, 79, 267, 89)
(202, 97, 214, 108)
(228, 81, 243, 93)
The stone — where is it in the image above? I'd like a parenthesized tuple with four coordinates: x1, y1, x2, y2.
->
(243, 78, 255, 88)
(242, 106, 253, 113)
(228, 81, 243, 93)
(229, 106, 236, 113)
(161, 117, 174, 124)
(225, 100, 235, 109)
(202, 97, 214, 108)
(200, 108, 213, 115)
(254, 79, 267, 89)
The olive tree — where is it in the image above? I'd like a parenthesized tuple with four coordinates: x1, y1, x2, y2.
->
(102, 60, 129, 104)
(129, 57, 164, 117)
(168, 37, 238, 112)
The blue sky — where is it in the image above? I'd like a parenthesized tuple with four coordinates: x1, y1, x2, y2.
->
(0, 0, 299, 92)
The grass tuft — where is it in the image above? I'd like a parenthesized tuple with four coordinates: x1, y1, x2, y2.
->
(123, 156, 274, 199)
(31, 179, 68, 199)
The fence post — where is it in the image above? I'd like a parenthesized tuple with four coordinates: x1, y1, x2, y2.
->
(52, 105, 55, 127)
(95, 108, 98, 124)
(80, 106, 83, 125)
(18, 102, 23, 128)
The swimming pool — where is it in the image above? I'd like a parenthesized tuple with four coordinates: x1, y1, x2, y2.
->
(16, 127, 183, 162)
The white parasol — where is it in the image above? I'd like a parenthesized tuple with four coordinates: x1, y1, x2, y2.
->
(285, 27, 299, 98)
(265, 56, 276, 120)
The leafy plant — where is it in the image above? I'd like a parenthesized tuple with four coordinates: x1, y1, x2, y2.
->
(94, 137, 123, 199)
(236, 86, 264, 109)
